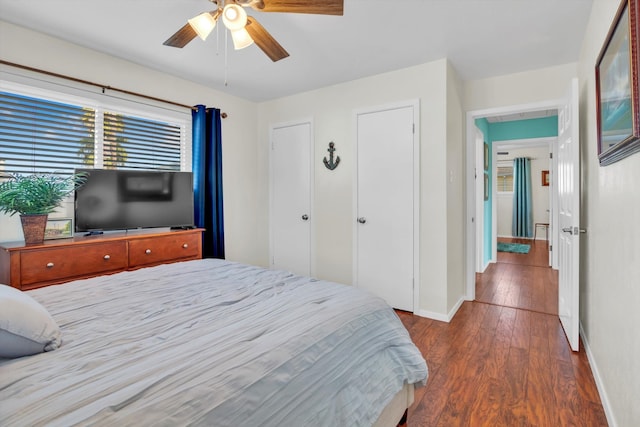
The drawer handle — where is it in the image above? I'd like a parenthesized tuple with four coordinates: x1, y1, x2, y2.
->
(46, 262, 54, 268)
(104, 255, 111, 260)
(182, 243, 188, 249)
(145, 249, 152, 254)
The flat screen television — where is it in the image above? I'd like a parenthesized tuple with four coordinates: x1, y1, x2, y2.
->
(74, 169, 194, 233)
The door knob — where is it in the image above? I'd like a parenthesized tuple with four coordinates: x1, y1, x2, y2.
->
(358, 217, 366, 224)
(562, 227, 586, 235)
(301, 214, 309, 221)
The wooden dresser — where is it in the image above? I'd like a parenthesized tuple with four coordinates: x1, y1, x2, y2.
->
(0, 228, 203, 290)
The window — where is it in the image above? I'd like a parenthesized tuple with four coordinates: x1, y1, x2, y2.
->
(496, 165, 514, 192)
(0, 89, 188, 178)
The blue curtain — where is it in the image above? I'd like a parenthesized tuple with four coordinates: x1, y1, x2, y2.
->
(512, 157, 533, 238)
(192, 105, 225, 258)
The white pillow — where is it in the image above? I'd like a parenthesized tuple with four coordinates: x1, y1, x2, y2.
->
(0, 284, 61, 358)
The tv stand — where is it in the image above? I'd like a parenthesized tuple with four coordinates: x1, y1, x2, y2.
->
(0, 228, 203, 291)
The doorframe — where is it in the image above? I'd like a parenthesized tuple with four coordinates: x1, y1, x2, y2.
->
(474, 126, 485, 273)
(491, 136, 556, 263)
(352, 99, 420, 313)
(465, 99, 561, 300)
(268, 118, 315, 276)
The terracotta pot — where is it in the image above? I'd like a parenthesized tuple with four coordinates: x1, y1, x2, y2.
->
(20, 214, 48, 245)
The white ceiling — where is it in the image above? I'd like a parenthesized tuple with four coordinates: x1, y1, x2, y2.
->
(0, 0, 593, 103)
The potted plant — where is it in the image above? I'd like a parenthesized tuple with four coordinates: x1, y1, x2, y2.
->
(0, 172, 86, 244)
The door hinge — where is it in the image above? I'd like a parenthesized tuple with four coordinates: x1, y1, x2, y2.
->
(550, 245, 552, 251)
(549, 152, 553, 159)
(412, 123, 415, 134)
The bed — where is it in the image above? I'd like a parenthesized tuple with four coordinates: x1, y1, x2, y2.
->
(0, 258, 428, 426)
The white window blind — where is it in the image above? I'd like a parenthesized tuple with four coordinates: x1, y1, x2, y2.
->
(0, 91, 95, 177)
(103, 112, 181, 171)
(496, 165, 514, 192)
(0, 90, 185, 177)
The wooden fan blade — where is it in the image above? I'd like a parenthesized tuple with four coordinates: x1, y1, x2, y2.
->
(246, 16, 290, 62)
(251, 0, 343, 16)
(163, 23, 197, 48)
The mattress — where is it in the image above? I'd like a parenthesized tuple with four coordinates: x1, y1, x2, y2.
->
(0, 259, 428, 426)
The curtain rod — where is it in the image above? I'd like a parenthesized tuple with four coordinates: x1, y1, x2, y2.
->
(0, 60, 228, 118)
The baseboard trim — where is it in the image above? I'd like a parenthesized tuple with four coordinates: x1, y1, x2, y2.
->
(415, 296, 464, 323)
(580, 323, 617, 427)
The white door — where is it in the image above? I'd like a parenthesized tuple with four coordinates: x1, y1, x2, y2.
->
(558, 78, 580, 352)
(355, 102, 418, 312)
(270, 121, 312, 276)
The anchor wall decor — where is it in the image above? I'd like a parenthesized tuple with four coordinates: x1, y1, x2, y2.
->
(323, 142, 340, 170)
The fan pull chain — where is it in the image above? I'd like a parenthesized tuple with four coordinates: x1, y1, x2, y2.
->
(216, 15, 220, 56)
(224, 29, 229, 86)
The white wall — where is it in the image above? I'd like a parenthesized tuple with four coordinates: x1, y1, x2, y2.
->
(464, 63, 578, 111)
(496, 193, 512, 237)
(0, 21, 266, 267)
(446, 61, 466, 311)
(495, 145, 551, 238)
(258, 59, 463, 318)
(577, 1, 640, 425)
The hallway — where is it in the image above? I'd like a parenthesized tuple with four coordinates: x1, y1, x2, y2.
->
(398, 237, 608, 425)
(476, 238, 558, 315)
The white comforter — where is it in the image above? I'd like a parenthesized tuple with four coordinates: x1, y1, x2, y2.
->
(0, 259, 427, 426)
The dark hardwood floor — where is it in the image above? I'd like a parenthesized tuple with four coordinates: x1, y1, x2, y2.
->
(398, 238, 608, 426)
(476, 237, 557, 315)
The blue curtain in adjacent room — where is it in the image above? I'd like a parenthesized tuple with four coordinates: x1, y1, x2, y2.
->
(512, 157, 533, 238)
(192, 105, 225, 258)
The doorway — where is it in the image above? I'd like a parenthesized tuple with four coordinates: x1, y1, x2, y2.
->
(465, 101, 559, 301)
(492, 137, 554, 268)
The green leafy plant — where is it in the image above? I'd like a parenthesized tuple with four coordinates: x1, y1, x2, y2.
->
(0, 172, 87, 216)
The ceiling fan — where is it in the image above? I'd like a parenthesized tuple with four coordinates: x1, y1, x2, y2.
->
(163, 0, 344, 62)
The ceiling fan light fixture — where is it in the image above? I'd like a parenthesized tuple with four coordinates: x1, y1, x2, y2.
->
(188, 12, 217, 41)
(222, 4, 248, 31)
(230, 28, 254, 50)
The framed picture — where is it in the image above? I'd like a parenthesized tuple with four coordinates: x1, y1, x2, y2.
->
(541, 170, 550, 186)
(483, 142, 489, 171)
(595, 0, 640, 166)
(44, 218, 73, 240)
(484, 173, 489, 201)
